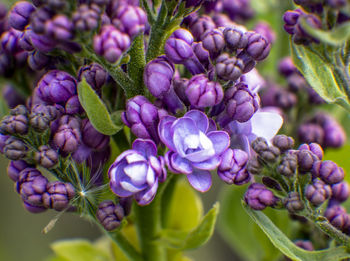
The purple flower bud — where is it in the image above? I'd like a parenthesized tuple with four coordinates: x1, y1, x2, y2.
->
(278, 57, 298, 77)
(122, 95, 165, 143)
(188, 15, 216, 41)
(0, 28, 22, 54)
(272, 135, 295, 152)
(93, 25, 131, 63)
(23, 200, 47, 213)
(81, 119, 110, 151)
(215, 53, 244, 82)
(218, 148, 250, 185)
(109, 139, 166, 205)
(65, 95, 84, 115)
(144, 56, 174, 98)
(173, 77, 190, 105)
(217, 83, 259, 125)
(294, 240, 314, 251)
(43, 181, 75, 211)
(247, 156, 263, 175)
(17, 167, 48, 207)
(36, 70, 77, 104)
(2, 85, 25, 109)
(305, 179, 331, 206)
(119, 197, 132, 216)
(30, 111, 50, 132)
(325, 205, 350, 232)
(223, 27, 248, 51)
(244, 183, 277, 210)
(277, 152, 297, 177)
(53, 124, 81, 153)
(298, 123, 324, 145)
(222, 0, 254, 22)
(293, 14, 322, 45)
(9, 1, 35, 31)
(283, 9, 302, 35)
(96, 200, 124, 231)
(18, 27, 34, 51)
(58, 115, 81, 130)
(0, 133, 9, 153)
(78, 63, 108, 91)
(111, 4, 147, 38)
(297, 149, 318, 173)
(201, 28, 226, 59)
(73, 4, 100, 31)
(254, 22, 276, 44)
(7, 160, 32, 182)
(261, 84, 297, 110)
(284, 192, 304, 213)
(262, 177, 282, 191)
(28, 29, 57, 53)
(0, 114, 28, 135)
(186, 74, 223, 108)
(34, 145, 59, 168)
(31, 7, 54, 34)
(45, 15, 74, 41)
(331, 182, 350, 203)
(28, 50, 51, 71)
(212, 13, 234, 27)
(323, 119, 346, 148)
(298, 143, 323, 160)
(245, 31, 271, 61)
(88, 145, 111, 173)
(192, 41, 210, 69)
(312, 160, 344, 184)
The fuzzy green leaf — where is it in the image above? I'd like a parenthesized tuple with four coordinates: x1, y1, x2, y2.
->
(78, 78, 123, 135)
(243, 202, 350, 261)
(291, 42, 350, 111)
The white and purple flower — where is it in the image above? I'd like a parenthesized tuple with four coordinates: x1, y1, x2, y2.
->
(158, 110, 230, 192)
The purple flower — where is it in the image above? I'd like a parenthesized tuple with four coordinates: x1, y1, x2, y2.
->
(244, 183, 277, 210)
(217, 148, 250, 185)
(93, 25, 131, 63)
(159, 110, 230, 192)
(312, 160, 344, 184)
(7, 160, 33, 182)
(81, 119, 110, 151)
(96, 200, 124, 231)
(45, 15, 74, 41)
(188, 15, 216, 41)
(253, 22, 276, 44)
(186, 74, 224, 108)
(42, 181, 75, 211)
(9, 1, 35, 31)
(53, 124, 81, 153)
(305, 179, 331, 206)
(278, 57, 298, 77)
(78, 63, 108, 91)
(108, 139, 166, 205)
(223, 27, 248, 51)
(325, 205, 350, 233)
(298, 123, 324, 145)
(73, 4, 100, 31)
(245, 31, 271, 61)
(34, 145, 59, 169)
(222, 0, 254, 22)
(65, 95, 84, 115)
(215, 53, 244, 82)
(331, 182, 350, 203)
(201, 28, 226, 59)
(298, 143, 323, 160)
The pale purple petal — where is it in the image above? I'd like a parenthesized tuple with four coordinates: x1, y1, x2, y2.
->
(171, 152, 193, 174)
(158, 116, 177, 151)
(173, 117, 199, 157)
(184, 110, 209, 133)
(207, 131, 230, 155)
(109, 162, 134, 197)
(187, 169, 212, 192)
(132, 138, 157, 158)
(135, 180, 158, 205)
(192, 156, 221, 170)
(251, 111, 283, 142)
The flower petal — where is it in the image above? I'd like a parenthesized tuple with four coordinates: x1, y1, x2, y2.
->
(109, 163, 134, 197)
(158, 116, 177, 151)
(192, 156, 221, 170)
(184, 110, 209, 133)
(135, 180, 158, 205)
(173, 117, 199, 157)
(207, 131, 230, 155)
(171, 152, 193, 174)
(187, 169, 212, 192)
(123, 162, 148, 186)
(251, 111, 283, 142)
(132, 139, 157, 158)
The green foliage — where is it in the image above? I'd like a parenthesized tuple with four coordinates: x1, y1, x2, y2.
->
(160, 202, 219, 250)
(243, 203, 350, 261)
(77, 78, 123, 135)
(291, 42, 350, 111)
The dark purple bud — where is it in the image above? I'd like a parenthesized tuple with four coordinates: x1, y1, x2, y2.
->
(323, 119, 346, 148)
(192, 41, 210, 69)
(31, 104, 62, 121)
(17, 167, 48, 207)
(58, 115, 81, 130)
(294, 240, 314, 251)
(78, 63, 108, 91)
(298, 143, 323, 160)
(0, 134, 9, 153)
(261, 84, 297, 110)
(29, 112, 50, 132)
(31, 7, 54, 34)
(7, 160, 32, 182)
(298, 123, 324, 145)
(36, 70, 77, 104)
(53, 124, 81, 153)
(325, 205, 350, 232)
(312, 160, 344, 184)
(244, 183, 277, 210)
(218, 148, 250, 185)
(277, 152, 298, 177)
(0, 28, 22, 54)
(87, 145, 111, 174)
(305, 179, 331, 206)
(111, 4, 147, 38)
(65, 95, 84, 115)
(215, 53, 244, 82)
(297, 149, 318, 173)
(119, 197, 132, 216)
(73, 4, 100, 31)
(251, 137, 269, 153)
(2, 85, 25, 109)
(201, 28, 226, 59)
(82, 119, 110, 151)
(247, 156, 262, 175)
(217, 83, 259, 125)
(28, 50, 51, 71)
(223, 27, 248, 51)
(122, 95, 164, 143)
(278, 57, 298, 77)
(260, 146, 281, 163)
(272, 135, 294, 152)
(184, 0, 204, 8)
(245, 31, 271, 61)
(294, 14, 322, 45)
(331, 182, 350, 203)
(28, 29, 57, 53)
(254, 22, 276, 44)
(11, 105, 28, 116)
(173, 77, 190, 106)
(144, 56, 174, 98)
(237, 51, 257, 73)
(159, 86, 185, 115)
(18, 27, 34, 51)
(43, 181, 75, 211)
(222, 0, 254, 22)
(288, 73, 309, 92)
(188, 15, 216, 41)
(0, 114, 28, 135)
(186, 74, 224, 108)
(34, 145, 59, 168)
(23, 200, 47, 213)
(262, 177, 282, 191)
(93, 25, 131, 63)
(212, 13, 234, 28)
(284, 192, 304, 213)
(9, 1, 35, 31)
(96, 200, 124, 231)
(283, 9, 302, 35)
(45, 15, 74, 41)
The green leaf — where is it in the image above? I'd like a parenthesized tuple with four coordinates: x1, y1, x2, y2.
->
(78, 78, 123, 135)
(161, 202, 219, 250)
(50, 239, 112, 261)
(291, 42, 350, 111)
(300, 18, 350, 46)
(243, 203, 350, 261)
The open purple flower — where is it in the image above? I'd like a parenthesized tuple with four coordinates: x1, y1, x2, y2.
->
(158, 110, 230, 192)
(108, 139, 166, 205)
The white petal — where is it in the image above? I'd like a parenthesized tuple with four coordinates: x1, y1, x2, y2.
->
(251, 111, 283, 142)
